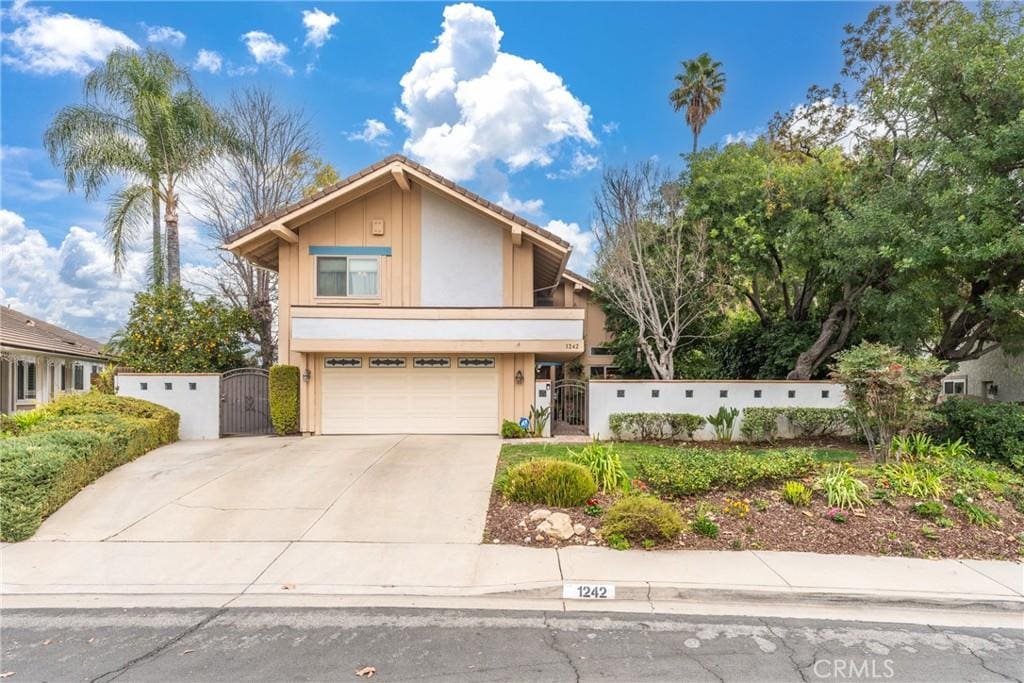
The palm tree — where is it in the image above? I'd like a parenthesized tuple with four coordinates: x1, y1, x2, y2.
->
(44, 49, 228, 284)
(669, 53, 726, 155)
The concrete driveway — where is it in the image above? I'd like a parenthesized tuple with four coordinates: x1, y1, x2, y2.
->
(33, 435, 500, 544)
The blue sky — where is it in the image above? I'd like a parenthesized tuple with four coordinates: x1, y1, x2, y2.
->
(0, 1, 871, 339)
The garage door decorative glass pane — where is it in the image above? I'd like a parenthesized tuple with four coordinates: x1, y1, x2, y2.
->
(369, 357, 406, 368)
(414, 357, 451, 368)
(458, 357, 495, 368)
(325, 357, 362, 368)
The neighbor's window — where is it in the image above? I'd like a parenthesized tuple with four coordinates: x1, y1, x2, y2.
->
(73, 364, 84, 391)
(316, 256, 379, 297)
(17, 360, 37, 400)
(943, 379, 966, 395)
(591, 346, 611, 356)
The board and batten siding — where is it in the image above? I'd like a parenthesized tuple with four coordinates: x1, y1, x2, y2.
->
(589, 380, 847, 440)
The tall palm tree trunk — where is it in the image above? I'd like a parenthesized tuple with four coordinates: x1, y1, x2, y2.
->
(150, 183, 164, 287)
(692, 130, 699, 156)
(165, 191, 181, 284)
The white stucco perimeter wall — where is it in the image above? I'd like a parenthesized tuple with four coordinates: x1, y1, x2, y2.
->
(116, 373, 220, 440)
(535, 380, 552, 437)
(589, 381, 847, 440)
(420, 189, 504, 307)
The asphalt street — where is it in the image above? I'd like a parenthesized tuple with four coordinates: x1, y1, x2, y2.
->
(2, 607, 1022, 682)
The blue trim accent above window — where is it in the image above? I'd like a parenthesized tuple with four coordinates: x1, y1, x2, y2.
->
(309, 246, 392, 256)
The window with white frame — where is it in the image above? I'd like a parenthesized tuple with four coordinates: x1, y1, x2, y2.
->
(943, 379, 966, 395)
(316, 256, 379, 297)
(16, 360, 36, 400)
(73, 364, 85, 390)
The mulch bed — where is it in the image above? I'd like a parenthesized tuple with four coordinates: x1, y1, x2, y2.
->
(484, 483, 1024, 561)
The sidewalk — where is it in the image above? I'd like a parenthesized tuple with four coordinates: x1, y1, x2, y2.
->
(3, 540, 1021, 626)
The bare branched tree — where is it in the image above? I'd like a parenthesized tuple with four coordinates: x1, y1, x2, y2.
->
(192, 89, 322, 367)
(593, 162, 721, 380)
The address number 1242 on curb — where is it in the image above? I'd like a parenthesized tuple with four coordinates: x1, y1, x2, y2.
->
(563, 583, 615, 600)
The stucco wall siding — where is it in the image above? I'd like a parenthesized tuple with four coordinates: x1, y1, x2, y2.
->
(420, 188, 504, 307)
(116, 373, 220, 440)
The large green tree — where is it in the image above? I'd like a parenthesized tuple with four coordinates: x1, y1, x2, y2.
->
(44, 49, 231, 284)
(109, 286, 253, 372)
(670, 53, 726, 155)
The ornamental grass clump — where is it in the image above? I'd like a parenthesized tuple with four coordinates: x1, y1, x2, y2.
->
(568, 440, 629, 493)
(601, 495, 684, 543)
(815, 465, 870, 510)
(500, 459, 597, 507)
(782, 481, 812, 507)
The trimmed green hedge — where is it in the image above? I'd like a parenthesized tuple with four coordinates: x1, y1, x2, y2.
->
(608, 413, 706, 440)
(269, 365, 300, 435)
(0, 393, 179, 541)
(740, 407, 852, 443)
(740, 407, 785, 442)
(635, 447, 816, 497)
(933, 399, 1024, 472)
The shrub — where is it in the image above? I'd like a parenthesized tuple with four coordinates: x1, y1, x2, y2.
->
(269, 365, 300, 435)
(879, 462, 945, 499)
(890, 433, 935, 461)
(500, 459, 597, 507)
(832, 342, 945, 462)
(707, 407, 739, 441)
(740, 407, 783, 442)
(782, 481, 812, 507)
(0, 408, 47, 436)
(815, 465, 870, 510)
(691, 505, 720, 538)
(932, 400, 1024, 472)
(607, 533, 631, 550)
(609, 413, 705, 441)
(784, 407, 852, 438)
(912, 500, 945, 519)
(0, 394, 179, 542)
(568, 440, 629, 492)
(635, 448, 815, 497)
(601, 495, 683, 542)
(951, 489, 1001, 528)
(92, 365, 116, 395)
(501, 420, 528, 439)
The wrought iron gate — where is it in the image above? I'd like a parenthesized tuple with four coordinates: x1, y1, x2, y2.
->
(220, 368, 273, 436)
(552, 379, 588, 435)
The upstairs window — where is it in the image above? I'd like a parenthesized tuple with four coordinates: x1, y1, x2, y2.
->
(316, 256, 379, 298)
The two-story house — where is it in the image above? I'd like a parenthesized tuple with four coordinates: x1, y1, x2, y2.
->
(226, 155, 608, 435)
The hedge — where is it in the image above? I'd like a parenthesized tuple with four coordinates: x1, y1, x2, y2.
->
(740, 407, 785, 442)
(932, 399, 1024, 473)
(635, 447, 816, 497)
(608, 413, 706, 441)
(740, 407, 852, 442)
(0, 393, 179, 542)
(269, 365, 300, 435)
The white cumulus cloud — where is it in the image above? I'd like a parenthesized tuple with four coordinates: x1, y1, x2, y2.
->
(346, 118, 391, 145)
(242, 30, 292, 75)
(496, 193, 544, 217)
(394, 3, 595, 183)
(0, 209, 148, 341)
(1, 0, 137, 76)
(546, 149, 600, 180)
(544, 219, 595, 274)
(723, 129, 760, 145)
(143, 23, 186, 47)
(302, 8, 339, 48)
(193, 49, 223, 74)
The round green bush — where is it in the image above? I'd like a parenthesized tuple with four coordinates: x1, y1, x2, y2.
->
(600, 495, 684, 543)
(500, 459, 596, 507)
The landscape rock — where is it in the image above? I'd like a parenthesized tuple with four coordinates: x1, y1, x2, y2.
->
(543, 512, 576, 540)
(535, 520, 552, 534)
(528, 509, 552, 522)
(573, 523, 587, 536)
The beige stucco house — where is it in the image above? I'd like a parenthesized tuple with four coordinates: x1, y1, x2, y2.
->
(0, 305, 110, 414)
(226, 155, 613, 435)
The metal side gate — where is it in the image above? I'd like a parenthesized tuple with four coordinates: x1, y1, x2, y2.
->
(220, 367, 273, 436)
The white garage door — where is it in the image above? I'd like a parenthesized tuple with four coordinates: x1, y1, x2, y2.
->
(320, 355, 499, 434)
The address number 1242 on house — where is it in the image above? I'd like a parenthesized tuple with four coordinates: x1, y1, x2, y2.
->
(563, 583, 615, 600)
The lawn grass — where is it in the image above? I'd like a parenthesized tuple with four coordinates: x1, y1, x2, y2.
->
(497, 441, 860, 480)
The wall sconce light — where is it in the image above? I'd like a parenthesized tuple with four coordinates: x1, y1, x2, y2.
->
(302, 368, 311, 383)
(515, 370, 524, 385)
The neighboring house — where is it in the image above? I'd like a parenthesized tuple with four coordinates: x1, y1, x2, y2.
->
(941, 348, 1024, 404)
(543, 269, 617, 379)
(0, 305, 110, 414)
(226, 154, 593, 435)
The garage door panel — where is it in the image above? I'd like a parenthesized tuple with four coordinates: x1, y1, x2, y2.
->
(321, 356, 498, 434)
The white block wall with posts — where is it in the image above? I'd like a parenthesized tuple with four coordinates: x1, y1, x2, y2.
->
(535, 380, 552, 437)
(116, 373, 221, 440)
(588, 380, 847, 440)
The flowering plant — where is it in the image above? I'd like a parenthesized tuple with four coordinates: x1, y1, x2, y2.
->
(825, 507, 848, 524)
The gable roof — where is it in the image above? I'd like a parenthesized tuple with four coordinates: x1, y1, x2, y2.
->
(0, 305, 110, 361)
(562, 269, 595, 291)
(226, 154, 570, 249)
